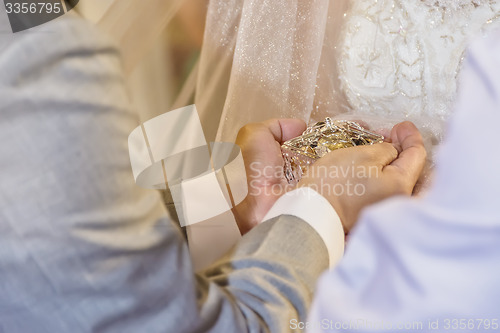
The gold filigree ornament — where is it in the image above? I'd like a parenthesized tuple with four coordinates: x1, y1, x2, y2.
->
(281, 118, 385, 184)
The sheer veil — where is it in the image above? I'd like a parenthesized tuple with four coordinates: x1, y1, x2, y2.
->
(195, 0, 500, 146)
(195, 0, 352, 142)
(92, 0, 357, 142)
(93, 0, 500, 145)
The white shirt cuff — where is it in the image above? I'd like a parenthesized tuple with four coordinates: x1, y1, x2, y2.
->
(262, 187, 345, 268)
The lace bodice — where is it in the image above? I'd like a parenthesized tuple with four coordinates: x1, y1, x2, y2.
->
(334, 0, 500, 135)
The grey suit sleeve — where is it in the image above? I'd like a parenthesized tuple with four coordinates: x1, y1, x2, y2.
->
(0, 14, 328, 333)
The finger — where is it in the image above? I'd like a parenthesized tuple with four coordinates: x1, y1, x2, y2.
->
(389, 121, 422, 153)
(316, 142, 397, 172)
(263, 118, 307, 143)
(377, 128, 392, 142)
(354, 142, 399, 166)
(235, 120, 299, 178)
(385, 121, 427, 184)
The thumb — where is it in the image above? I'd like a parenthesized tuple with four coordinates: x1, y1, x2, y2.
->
(385, 121, 427, 186)
(263, 118, 307, 143)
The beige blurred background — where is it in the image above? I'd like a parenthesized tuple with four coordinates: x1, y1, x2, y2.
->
(76, 0, 207, 122)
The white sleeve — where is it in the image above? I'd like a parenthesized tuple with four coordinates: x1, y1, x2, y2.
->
(262, 187, 345, 268)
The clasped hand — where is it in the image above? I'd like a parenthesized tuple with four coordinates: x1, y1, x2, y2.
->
(233, 119, 426, 234)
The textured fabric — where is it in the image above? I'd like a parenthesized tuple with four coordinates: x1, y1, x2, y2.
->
(0, 13, 328, 333)
(308, 30, 500, 332)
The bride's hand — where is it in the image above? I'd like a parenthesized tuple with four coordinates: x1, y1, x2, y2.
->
(300, 121, 427, 232)
(233, 119, 307, 234)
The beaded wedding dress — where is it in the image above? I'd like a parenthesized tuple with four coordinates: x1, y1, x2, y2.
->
(196, 0, 500, 154)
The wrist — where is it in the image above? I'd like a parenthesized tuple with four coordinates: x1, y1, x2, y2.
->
(232, 200, 257, 234)
(297, 180, 348, 233)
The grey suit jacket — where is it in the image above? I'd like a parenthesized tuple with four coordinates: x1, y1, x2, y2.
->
(0, 12, 328, 333)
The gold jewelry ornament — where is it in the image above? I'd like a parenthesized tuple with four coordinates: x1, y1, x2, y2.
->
(281, 118, 384, 184)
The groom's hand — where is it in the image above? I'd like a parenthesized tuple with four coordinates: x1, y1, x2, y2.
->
(235, 119, 426, 235)
(234, 119, 307, 234)
(300, 121, 427, 232)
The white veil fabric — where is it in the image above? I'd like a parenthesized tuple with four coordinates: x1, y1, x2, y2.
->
(88, 0, 500, 147)
(196, 0, 350, 142)
(196, 0, 500, 147)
